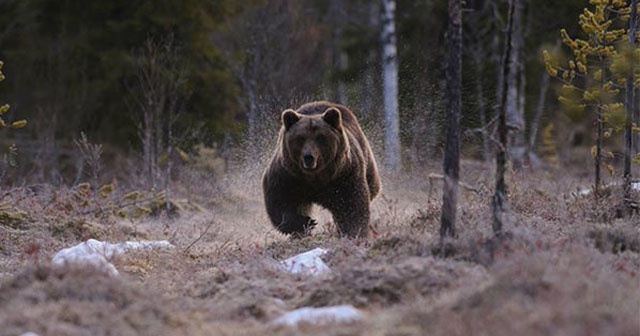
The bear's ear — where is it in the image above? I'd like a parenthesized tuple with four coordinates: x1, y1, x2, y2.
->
(282, 109, 300, 130)
(322, 107, 342, 130)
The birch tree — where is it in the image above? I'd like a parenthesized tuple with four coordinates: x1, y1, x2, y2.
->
(506, 0, 527, 165)
(493, 0, 517, 236)
(440, 0, 462, 240)
(361, 2, 379, 117)
(528, 42, 560, 158)
(381, 0, 401, 173)
(330, 0, 347, 104)
(129, 37, 187, 191)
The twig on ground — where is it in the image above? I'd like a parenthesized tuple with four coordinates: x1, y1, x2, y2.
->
(183, 219, 216, 253)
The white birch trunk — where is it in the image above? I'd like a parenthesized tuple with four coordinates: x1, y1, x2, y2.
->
(381, 0, 401, 172)
(505, 0, 523, 131)
(506, 0, 527, 166)
(361, 2, 379, 116)
(331, 0, 347, 104)
(472, 49, 490, 162)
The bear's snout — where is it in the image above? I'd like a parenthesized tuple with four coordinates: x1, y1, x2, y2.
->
(302, 153, 317, 170)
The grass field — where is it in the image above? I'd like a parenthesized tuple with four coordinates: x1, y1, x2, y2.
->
(0, 157, 638, 336)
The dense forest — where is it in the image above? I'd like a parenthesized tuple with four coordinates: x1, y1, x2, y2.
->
(0, 0, 620, 186)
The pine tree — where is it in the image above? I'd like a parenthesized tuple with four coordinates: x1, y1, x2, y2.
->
(544, 0, 640, 197)
(0, 60, 26, 129)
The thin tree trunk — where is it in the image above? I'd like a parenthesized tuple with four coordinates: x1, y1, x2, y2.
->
(361, 2, 378, 117)
(143, 108, 154, 188)
(595, 62, 606, 197)
(330, 0, 346, 104)
(636, 4, 640, 155)
(529, 41, 560, 155)
(154, 102, 163, 189)
(245, 40, 260, 153)
(493, 0, 517, 236)
(633, 76, 640, 154)
(505, 0, 523, 131)
(507, 0, 526, 166)
(528, 64, 551, 154)
(474, 51, 490, 162)
(165, 110, 173, 214)
(440, 0, 462, 240)
(492, 33, 504, 125)
(624, 0, 637, 208)
(381, 0, 401, 173)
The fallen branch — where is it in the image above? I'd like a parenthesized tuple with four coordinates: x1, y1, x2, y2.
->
(428, 172, 483, 196)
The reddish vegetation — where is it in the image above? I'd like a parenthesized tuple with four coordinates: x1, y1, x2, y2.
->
(0, 159, 638, 335)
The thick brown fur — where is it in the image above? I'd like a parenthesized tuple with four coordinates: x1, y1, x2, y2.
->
(262, 101, 381, 238)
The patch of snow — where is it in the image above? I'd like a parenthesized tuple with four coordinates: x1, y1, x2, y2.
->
(271, 305, 362, 326)
(632, 181, 640, 191)
(19, 333, 40, 336)
(280, 247, 329, 275)
(51, 239, 173, 276)
(572, 187, 592, 198)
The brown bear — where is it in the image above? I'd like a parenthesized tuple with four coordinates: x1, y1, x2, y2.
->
(262, 101, 381, 238)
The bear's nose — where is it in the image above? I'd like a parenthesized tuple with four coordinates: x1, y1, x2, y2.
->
(302, 154, 316, 169)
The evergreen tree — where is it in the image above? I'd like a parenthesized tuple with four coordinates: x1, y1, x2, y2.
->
(0, 0, 239, 148)
(544, 0, 640, 196)
(0, 60, 25, 130)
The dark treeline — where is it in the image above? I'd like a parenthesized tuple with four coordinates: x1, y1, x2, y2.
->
(0, 0, 589, 184)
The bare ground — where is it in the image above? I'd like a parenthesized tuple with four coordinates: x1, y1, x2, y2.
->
(0, 160, 639, 336)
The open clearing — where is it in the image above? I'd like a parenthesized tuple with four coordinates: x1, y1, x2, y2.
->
(0, 160, 639, 336)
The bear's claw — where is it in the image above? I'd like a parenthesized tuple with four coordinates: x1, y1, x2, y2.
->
(304, 217, 318, 229)
(278, 213, 317, 235)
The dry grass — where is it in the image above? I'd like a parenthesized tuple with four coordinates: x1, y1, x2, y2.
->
(0, 158, 639, 336)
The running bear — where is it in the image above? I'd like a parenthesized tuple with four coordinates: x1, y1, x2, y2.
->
(262, 101, 381, 238)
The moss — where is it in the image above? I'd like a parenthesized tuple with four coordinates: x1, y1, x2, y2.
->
(49, 220, 106, 241)
(0, 208, 30, 230)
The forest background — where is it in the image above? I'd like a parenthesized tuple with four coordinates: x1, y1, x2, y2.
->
(0, 1, 639, 334)
(0, 0, 618, 187)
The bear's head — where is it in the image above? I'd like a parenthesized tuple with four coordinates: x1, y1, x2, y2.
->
(281, 107, 347, 175)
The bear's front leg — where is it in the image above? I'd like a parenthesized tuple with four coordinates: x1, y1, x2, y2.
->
(322, 183, 371, 238)
(263, 182, 317, 235)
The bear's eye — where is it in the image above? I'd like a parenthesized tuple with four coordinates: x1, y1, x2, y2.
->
(316, 134, 327, 145)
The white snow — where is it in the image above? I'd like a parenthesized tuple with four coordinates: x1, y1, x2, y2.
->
(280, 247, 329, 275)
(271, 305, 362, 326)
(51, 239, 173, 276)
(574, 187, 592, 197)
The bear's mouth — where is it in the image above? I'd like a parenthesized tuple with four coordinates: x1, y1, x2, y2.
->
(302, 154, 318, 170)
(302, 161, 318, 170)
